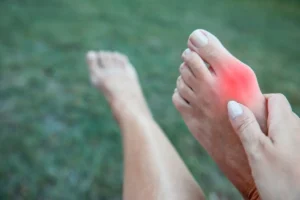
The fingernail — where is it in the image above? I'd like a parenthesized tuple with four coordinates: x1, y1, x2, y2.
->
(191, 30, 208, 48)
(228, 101, 243, 119)
(183, 48, 191, 57)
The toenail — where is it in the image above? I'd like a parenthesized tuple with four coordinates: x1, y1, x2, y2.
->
(183, 48, 191, 57)
(179, 65, 183, 71)
(179, 64, 185, 71)
(191, 30, 208, 48)
(87, 51, 97, 60)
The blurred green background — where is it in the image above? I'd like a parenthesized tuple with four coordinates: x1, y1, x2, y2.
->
(1, 0, 300, 199)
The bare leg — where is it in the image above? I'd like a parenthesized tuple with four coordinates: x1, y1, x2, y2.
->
(86, 51, 205, 200)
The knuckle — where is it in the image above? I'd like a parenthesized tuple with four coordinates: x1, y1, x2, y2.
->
(270, 93, 292, 110)
(273, 93, 288, 103)
(236, 117, 256, 134)
(247, 147, 263, 162)
(247, 138, 269, 162)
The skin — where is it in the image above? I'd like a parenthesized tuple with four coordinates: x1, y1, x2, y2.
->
(228, 94, 300, 200)
(173, 29, 267, 199)
(86, 51, 205, 200)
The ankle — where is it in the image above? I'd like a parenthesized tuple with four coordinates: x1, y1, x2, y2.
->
(112, 103, 153, 124)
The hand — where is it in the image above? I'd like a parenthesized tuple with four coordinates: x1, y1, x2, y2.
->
(227, 94, 300, 200)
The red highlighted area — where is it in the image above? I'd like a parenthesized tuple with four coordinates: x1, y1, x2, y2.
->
(217, 62, 260, 106)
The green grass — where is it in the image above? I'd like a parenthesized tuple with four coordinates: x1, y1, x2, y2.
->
(0, 0, 300, 199)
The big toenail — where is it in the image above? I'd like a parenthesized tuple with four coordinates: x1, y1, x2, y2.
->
(191, 30, 208, 48)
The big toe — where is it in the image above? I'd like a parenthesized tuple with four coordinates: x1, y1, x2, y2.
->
(86, 51, 104, 87)
(188, 29, 236, 73)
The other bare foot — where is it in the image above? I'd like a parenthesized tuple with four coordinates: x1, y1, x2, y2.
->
(86, 51, 151, 121)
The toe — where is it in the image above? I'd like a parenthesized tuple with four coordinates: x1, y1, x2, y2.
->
(87, 51, 98, 68)
(114, 52, 129, 65)
(97, 52, 105, 68)
(87, 51, 100, 74)
(110, 52, 124, 66)
(172, 89, 191, 113)
(179, 63, 196, 88)
(98, 51, 130, 69)
(98, 51, 114, 68)
(177, 76, 195, 103)
(182, 48, 213, 81)
(86, 51, 103, 86)
(187, 29, 234, 73)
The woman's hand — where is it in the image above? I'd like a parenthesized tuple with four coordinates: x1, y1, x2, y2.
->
(227, 94, 300, 200)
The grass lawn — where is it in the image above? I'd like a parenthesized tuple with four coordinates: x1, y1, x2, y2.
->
(0, 0, 300, 199)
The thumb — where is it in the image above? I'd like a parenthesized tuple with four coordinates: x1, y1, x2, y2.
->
(227, 101, 270, 159)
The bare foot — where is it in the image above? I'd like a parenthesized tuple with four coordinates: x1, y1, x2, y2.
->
(86, 51, 151, 121)
(173, 29, 267, 199)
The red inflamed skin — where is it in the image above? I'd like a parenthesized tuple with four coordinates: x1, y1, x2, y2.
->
(217, 60, 261, 108)
(173, 29, 267, 200)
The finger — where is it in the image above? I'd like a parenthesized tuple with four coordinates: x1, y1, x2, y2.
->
(267, 93, 293, 122)
(263, 93, 276, 98)
(227, 101, 272, 161)
(267, 94, 296, 143)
